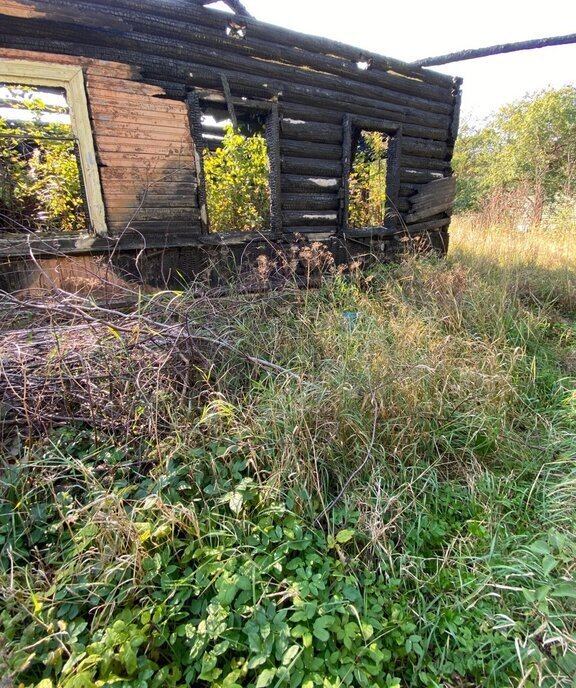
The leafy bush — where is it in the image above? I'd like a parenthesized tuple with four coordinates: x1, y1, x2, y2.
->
(204, 127, 270, 232)
(348, 131, 388, 228)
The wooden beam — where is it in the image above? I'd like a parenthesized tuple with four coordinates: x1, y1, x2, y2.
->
(414, 33, 576, 67)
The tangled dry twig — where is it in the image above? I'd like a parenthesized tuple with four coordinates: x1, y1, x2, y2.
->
(0, 288, 300, 443)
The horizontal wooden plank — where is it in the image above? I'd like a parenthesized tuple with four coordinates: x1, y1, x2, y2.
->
(401, 154, 450, 172)
(88, 93, 186, 114)
(404, 203, 452, 224)
(99, 167, 196, 182)
(97, 154, 195, 169)
(107, 207, 200, 221)
(86, 73, 168, 96)
(401, 137, 448, 159)
(94, 138, 194, 155)
(91, 110, 190, 130)
(104, 193, 197, 207)
(108, 220, 200, 234)
(92, 120, 193, 140)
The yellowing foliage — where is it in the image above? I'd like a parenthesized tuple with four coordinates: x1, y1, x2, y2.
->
(348, 131, 388, 228)
(203, 127, 271, 232)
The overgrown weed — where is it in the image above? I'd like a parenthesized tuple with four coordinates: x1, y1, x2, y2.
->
(1, 219, 575, 687)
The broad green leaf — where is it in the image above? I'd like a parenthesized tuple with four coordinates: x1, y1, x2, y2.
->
(335, 529, 355, 544)
(229, 491, 243, 515)
(542, 555, 558, 575)
(282, 644, 301, 665)
(256, 668, 276, 688)
(551, 582, 576, 599)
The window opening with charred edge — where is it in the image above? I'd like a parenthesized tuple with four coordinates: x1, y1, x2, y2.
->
(0, 82, 88, 235)
(226, 20, 247, 39)
(347, 129, 389, 229)
(197, 99, 273, 233)
(356, 57, 373, 71)
(341, 116, 401, 234)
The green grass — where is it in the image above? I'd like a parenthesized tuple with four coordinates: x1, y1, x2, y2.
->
(1, 220, 575, 687)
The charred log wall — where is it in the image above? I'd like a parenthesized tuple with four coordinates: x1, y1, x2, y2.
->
(0, 0, 460, 289)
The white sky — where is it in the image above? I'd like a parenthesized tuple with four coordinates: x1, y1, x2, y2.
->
(240, 0, 576, 123)
(0, 85, 70, 124)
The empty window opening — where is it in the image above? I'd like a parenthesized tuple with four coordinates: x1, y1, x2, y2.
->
(201, 105, 271, 232)
(0, 82, 88, 234)
(348, 130, 389, 228)
(356, 57, 373, 71)
(226, 20, 247, 39)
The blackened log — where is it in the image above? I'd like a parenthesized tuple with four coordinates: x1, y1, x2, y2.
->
(186, 91, 209, 233)
(281, 194, 340, 211)
(280, 140, 343, 160)
(0, 12, 454, 125)
(385, 131, 402, 230)
(282, 175, 341, 194)
(415, 33, 576, 67)
(201, 0, 253, 18)
(57, 0, 454, 107)
(281, 157, 342, 176)
(400, 169, 445, 184)
(340, 114, 352, 233)
(400, 154, 450, 172)
(401, 138, 448, 158)
(280, 119, 343, 144)
(38, 0, 454, 90)
(447, 78, 463, 156)
(282, 211, 338, 226)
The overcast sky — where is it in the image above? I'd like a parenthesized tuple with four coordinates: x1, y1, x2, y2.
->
(239, 0, 576, 124)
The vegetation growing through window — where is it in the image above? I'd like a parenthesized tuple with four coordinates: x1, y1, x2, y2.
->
(348, 130, 389, 228)
(0, 83, 87, 234)
(203, 118, 271, 232)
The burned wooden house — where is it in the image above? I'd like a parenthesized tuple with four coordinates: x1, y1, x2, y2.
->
(0, 0, 461, 291)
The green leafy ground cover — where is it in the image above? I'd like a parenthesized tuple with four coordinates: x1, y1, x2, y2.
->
(1, 222, 575, 687)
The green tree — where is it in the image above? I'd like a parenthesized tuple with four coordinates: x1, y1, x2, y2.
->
(453, 86, 576, 225)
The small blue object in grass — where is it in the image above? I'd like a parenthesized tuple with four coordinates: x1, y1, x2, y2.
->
(343, 311, 360, 329)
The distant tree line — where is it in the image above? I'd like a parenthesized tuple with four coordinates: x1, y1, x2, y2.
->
(453, 86, 576, 228)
